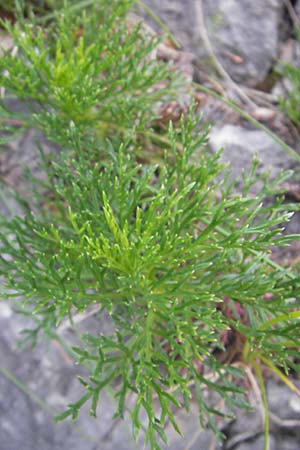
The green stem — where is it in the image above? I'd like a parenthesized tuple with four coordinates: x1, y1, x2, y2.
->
(97, 119, 183, 151)
(37, 0, 100, 23)
(258, 353, 300, 397)
(251, 359, 269, 450)
(135, 0, 181, 48)
(145, 306, 155, 362)
(0, 365, 98, 441)
(259, 311, 300, 330)
(0, 366, 53, 412)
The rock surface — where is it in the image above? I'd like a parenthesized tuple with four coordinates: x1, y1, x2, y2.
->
(142, 0, 284, 86)
(209, 123, 294, 184)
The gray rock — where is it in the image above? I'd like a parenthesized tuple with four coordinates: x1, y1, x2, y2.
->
(296, 1, 300, 20)
(267, 380, 300, 422)
(142, 0, 284, 86)
(274, 436, 300, 450)
(0, 303, 139, 450)
(209, 124, 294, 187)
(201, 0, 283, 86)
(231, 434, 277, 450)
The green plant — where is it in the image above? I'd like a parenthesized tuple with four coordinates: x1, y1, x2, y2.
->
(278, 61, 300, 126)
(277, 15, 300, 130)
(0, 0, 181, 149)
(0, 2, 300, 450)
(0, 0, 63, 15)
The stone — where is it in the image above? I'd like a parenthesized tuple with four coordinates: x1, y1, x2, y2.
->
(142, 0, 284, 86)
(296, 1, 300, 20)
(232, 434, 277, 450)
(0, 33, 14, 57)
(274, 436, 300, 450)
(0, 308, 140, 450)
(209, 124, 294, 187)
(267, 380, 300, 421)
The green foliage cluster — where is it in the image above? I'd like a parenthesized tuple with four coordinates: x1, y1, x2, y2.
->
(279, 61, 300, 126)
(278, 21, 300, 128)
(0, 0, 62, 15)
(0, 0, 179, 148)
(0, 2, 300, 449)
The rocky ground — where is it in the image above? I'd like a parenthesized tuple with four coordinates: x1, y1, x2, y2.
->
(1, 1, 300, 449)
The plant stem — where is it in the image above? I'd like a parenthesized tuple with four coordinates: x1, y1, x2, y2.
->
(194, 0, 256, 108)
(251, 359, 270, 450)
(258, 354, 300, 397)
(136, 0, 181, 48)
(0, 366, 53, 412)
